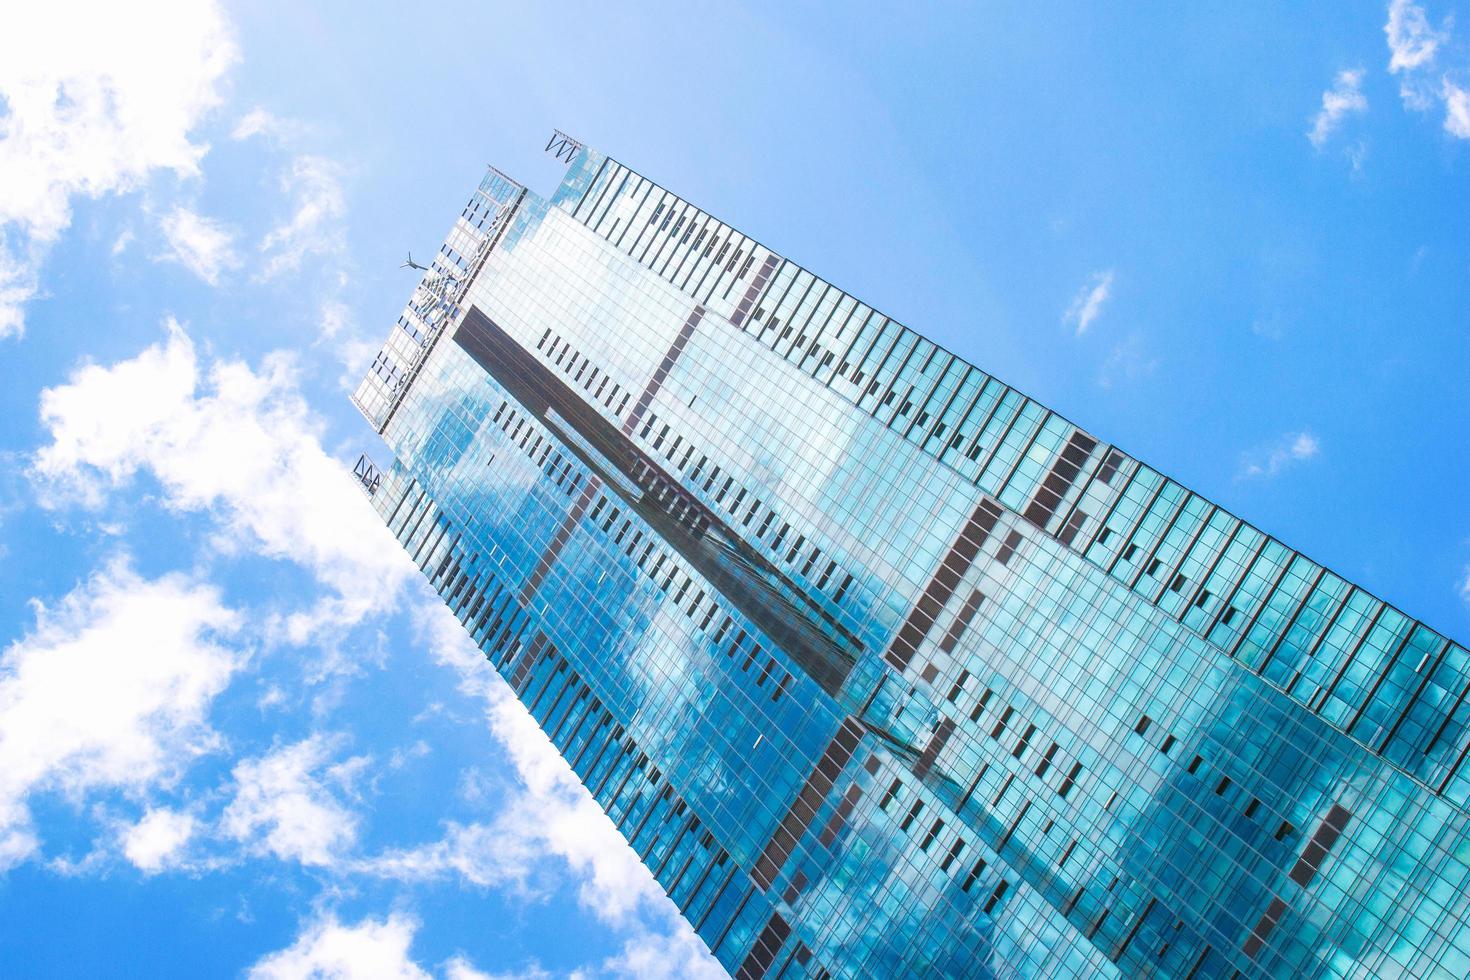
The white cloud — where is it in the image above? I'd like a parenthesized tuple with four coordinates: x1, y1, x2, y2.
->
(1238, 430, 1321, 480)
(321, 300, 383, 390)
(1444, 80, 1470, 138)
(31, 321, 413, 640)
(0, 0, 237, 337)
(1063, 270, 1114, 335)
(159, 206, 238, 284)
(599, 930, 725, 980)
(122, 806, 197, 873)
(359, 820, 540, 892)
(1309, 69, 1368, 148)
(233, 108, 282, 143)
(1385, 0, 1445, 75)
(320, 299, 351, 340)
(440, 958, 563, 980)
(1382, 0, 1468, 126)
(247, 912, 432, 980)
(0, 249, 41, 338)
(259, 155, 347, 280)
(252, 908, 719, 980)
(221, 735, 362, 867)
(389, 740, 432, 770)
(0, 557, 240, 869)
(441, 958, 523, 980)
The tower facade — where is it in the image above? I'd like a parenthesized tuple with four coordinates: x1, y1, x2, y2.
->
(353, 132, 1470, 979)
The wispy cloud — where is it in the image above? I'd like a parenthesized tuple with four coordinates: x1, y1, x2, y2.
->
(1237, 429, 1321, 480)
(158, 207, 238, 284)
(1251, 313, 1286, 341)
(231, 108, 285, 143)
(1098, 332, 1158, 389)
(1309, 69, 1368, 148)
(1444, 80, 1470, 138)
(1064, 269, 1114, 335)
(258, 155, 347, 280)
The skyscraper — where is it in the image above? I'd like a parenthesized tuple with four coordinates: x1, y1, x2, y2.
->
(352, 131, 1470, 979)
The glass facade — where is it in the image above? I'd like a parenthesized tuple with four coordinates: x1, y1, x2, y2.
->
(352, 132, 1470, 979)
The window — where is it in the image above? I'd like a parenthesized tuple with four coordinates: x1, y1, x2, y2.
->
(961, 858, 987, 892)
(946, 670, 970, 703)
(878, 779, 902, 811)
(899, 799, 924, 832)
(996, 530, 1023, 566)
(969, 688, 994, 722)
(1059, 762, 1083, 798)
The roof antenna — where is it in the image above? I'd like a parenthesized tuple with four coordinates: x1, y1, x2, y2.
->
(401, 251, 428, 271)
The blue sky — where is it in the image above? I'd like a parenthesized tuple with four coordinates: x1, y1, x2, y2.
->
(0, 1, 1466, 976)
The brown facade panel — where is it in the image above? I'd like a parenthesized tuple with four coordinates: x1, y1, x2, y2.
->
(624, 306, 704, 431)
(507, 633, 551, 694)
(1057, 509, 1088, 548)
(1288, 804, 1351, 887)
(731, 255, 780, 328)
(885, 500, 1002, 670)
(940, 589, 986, 654)
(1024, 431, 1098, 529)
(735, 911, 792, 980)
(1242, 896, 1288, 958)
(519, 479, 602, 604)
(752, 720, 863, 890)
